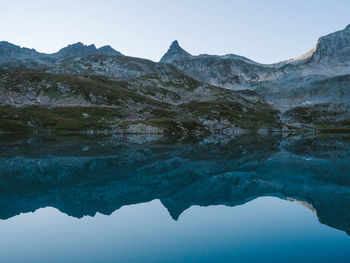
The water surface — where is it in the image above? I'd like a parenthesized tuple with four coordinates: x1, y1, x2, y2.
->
(0, 133, 350, 262)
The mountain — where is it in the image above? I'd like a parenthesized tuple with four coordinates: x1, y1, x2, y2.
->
(250, 24, 350, 121)
(0, 41, 39, 59)
(47, 54, 178, 79)
(0, 41, 53, 68)
(161, 40, 280, 88)
(160, 40, 191, 63)
(97, 45, 123, 56)
(0, 69, 281, 134)
(54, 42, 99, 57)
(308, 24, 350, 65)
(160, 25, 350, 86)
(0, 41, 123, 69)
(54, 42, 123, 57)
(159, 25, 350, 107)
(1, 24, 350, 134)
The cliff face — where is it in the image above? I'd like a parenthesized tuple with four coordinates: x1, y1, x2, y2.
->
(309, 24, 350, 64)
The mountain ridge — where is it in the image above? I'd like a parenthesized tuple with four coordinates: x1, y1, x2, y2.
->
(0, 41, 123, 57)
(1, 24, 350, 134)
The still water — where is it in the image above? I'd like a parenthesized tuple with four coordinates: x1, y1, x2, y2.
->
(0, 133, 350, 262)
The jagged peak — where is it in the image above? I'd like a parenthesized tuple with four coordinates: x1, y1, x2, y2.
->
(168, 40, 189, 54)
(70, 41, 84, 46)
(55, 42, 100, 58)
(0, 41, 123, 60)
(98, 45, 123, 56)
(99, 44, 113, 49)
(0, 41, 38, 56)
(160, 40, 191, 63)
(170, 40, 180, 49)
(56, 42, 97, 55)
(64, 42, 95, 49)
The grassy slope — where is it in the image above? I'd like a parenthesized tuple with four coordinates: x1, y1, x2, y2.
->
(0, 69, 282, 134)
(282, 103, 350, 132)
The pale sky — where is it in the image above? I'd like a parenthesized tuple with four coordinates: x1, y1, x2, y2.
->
(1, 0, 350, 63)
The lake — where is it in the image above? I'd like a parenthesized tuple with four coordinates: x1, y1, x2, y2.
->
(0, 133, 350, 262)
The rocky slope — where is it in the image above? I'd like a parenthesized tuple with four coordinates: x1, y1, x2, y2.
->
(0, 69, 281, 134)
(159, 25, 350, 130)
(253, 25, 350, 121)
(160, 25, 350, 92)
(47, 54, 178, 79)
(1, 24, 350, 133)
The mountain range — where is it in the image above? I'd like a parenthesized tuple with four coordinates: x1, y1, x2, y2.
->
(1, 25, 350, 134)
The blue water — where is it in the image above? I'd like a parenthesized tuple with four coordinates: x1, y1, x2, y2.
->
(0, 134, 350, 262)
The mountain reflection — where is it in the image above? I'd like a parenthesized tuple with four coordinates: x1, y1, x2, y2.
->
(0, 133, 350, 235)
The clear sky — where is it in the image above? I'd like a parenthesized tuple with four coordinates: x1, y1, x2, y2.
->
(1, 0, 350, 63)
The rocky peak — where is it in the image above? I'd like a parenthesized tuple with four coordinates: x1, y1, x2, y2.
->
(169, 40, 181, 50)
(309, 24, 350, 63)
(55, 42, 123, 58)
(160, 40, 191, 63)
(97, 45, 122, 56)
(0, 41, 38, 58)
(55, 42, 98, 57)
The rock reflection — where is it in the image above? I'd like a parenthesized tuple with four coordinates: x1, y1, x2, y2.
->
(0, 133, 350, 235)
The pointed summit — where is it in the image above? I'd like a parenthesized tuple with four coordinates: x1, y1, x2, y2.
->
(97, 45, 123, 56)
(55, 42, 98, 57)
(54, 42, 123, 58)
(170, 40, 180, 49)
(160, 40, 191, 63)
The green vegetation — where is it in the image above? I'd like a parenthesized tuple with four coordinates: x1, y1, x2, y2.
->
(143, 72, 201, 91)
(0, 105, 124, 133)
(0, 69, 171, 108)
(180, 99, 280, 130)
(0, 69, 284, 134)
(283, 103, 350, 132)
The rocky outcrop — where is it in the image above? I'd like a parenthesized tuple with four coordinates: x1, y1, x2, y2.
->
(160, 40, 191, 63)
(308, 24, 350, 65)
